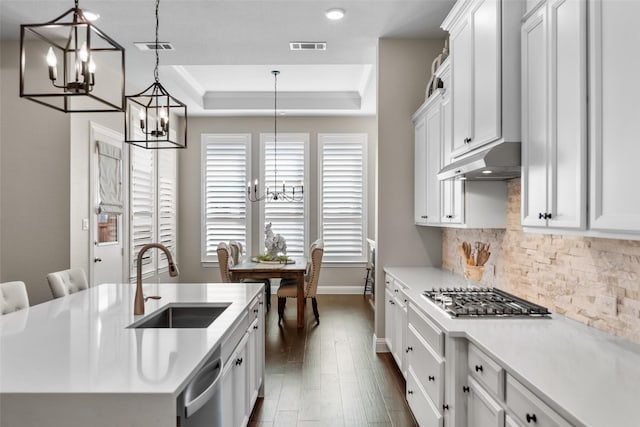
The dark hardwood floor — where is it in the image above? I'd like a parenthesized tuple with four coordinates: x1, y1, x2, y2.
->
(249, 294, 417, 427)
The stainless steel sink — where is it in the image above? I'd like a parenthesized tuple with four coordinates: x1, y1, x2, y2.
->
(128, 304, 231, 329)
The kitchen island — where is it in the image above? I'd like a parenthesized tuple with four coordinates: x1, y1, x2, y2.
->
(0, 282, 265, 427)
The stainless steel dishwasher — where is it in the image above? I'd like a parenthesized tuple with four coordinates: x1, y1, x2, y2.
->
(177, 346, 223, 427)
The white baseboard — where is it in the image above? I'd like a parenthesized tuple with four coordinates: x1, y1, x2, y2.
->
(373, 334, 390, 353)
(270, 285, 364, 295)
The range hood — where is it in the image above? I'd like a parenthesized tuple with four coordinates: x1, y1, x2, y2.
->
(437, 141, 521, 181)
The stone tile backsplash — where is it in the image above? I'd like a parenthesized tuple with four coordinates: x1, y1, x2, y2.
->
(442, 179, 640, 343)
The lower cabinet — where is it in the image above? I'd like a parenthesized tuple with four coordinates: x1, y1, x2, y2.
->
(220, 294, 265, 427)
(466, 377, 504, 427)
(407, 366, 444, 427)
(385, 274, 408, 376)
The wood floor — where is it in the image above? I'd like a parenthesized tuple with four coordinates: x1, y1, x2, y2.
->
(249, 294, 417, 427)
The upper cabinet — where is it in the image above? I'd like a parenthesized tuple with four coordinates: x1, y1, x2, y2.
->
(443, 0, 523, 159)
(589, 0, 640, 233)
(520, 0, 640, 238)
(521, 0, 587, 230)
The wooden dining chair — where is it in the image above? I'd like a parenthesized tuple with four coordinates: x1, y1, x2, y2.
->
(277, 239, 323, 324)
(46, 268, 89, 299)
(0, 281, 29, 315)
(216, 242, 234, 283)
(228, 240, 272, 311)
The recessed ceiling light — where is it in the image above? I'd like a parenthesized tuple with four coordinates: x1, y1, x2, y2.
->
(482, 170, 493, 174)
(325, 8, 345, 20)
(82, 11, 100, 21)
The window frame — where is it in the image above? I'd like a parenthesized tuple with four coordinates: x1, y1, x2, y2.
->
(200, 133, 252, 264)
(258, 132, 309, 257)
(317, 133, 368, 264)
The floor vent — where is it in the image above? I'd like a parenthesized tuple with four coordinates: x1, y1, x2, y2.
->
(134, 42, 175, 51)
(289, 41, 326, 51)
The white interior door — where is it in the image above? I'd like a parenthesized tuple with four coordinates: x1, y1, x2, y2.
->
(89, 122, 127, 286)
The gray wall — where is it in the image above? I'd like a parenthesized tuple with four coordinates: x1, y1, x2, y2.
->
(0, 41, 71, 305)
(375, 38, 444, 342)
(178, 115, 377, 289)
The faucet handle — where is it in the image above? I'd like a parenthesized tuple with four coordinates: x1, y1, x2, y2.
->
(144, 295, 162, 302)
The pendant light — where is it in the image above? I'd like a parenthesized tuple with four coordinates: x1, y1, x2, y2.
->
(248, 70, 303, 202)
(19, 0, 125, 112)
(124, 0, 187, 149)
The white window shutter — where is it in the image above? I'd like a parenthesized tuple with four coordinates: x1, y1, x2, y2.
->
(202, 134, 251, 262)
(261, 135, 308, 257)
(319, 134, 367, 263)
(158, 149, 177, 266)
(130, 147, 155, 277)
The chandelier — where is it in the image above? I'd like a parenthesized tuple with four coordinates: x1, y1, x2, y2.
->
(247, 70, 304, 202)
(124, 0, 187, 149)
(19, 0, 125, 112)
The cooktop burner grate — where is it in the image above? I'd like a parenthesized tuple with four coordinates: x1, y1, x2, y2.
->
(422, 287, 551, 318)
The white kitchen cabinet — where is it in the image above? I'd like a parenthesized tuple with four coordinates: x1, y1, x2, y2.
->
(467, 377, 505, 427)
(443, 0, 523, 159)
(414, 91, 444, 226)
(506, 375, 572, 427)
(221, 294, 265, 427)
(385, 277, 408, 376)
(521, 0, 587, 230)
(221, 332, 249, 427)
(384, 283, 395, 355)
(588, 0, 640, 233)
(407, 366, 444, 427)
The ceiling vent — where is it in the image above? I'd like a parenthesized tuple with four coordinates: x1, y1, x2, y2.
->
(134, 42, 175, 51)
(289, 41, 327, 51)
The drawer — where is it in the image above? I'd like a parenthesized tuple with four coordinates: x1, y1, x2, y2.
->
(385, 274, 395, 291)
(468, 343, 505, 400)
(406, 367, 444, 427)
(221, 311, 249, 364)
(407, 324, 445, 408)
(506, 375, 572, 427)
(408, 305, 444, 356)
(248, 296, 261, 319)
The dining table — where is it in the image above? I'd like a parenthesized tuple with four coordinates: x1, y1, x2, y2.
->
(230, 257, 307, 328)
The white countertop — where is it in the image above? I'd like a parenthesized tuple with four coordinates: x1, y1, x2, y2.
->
(0, 282, 262, 396)
(385, 267, 640, 427)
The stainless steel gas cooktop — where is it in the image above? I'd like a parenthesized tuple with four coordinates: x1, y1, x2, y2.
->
(422, 287, 551, 318)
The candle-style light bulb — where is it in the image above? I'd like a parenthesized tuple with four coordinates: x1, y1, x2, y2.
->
(138, 109, 146, 130)
(79, 42, 88, 63)
(46, 47, 58, 81)
(88, 58, 96, 85)
(159, 107, 168, 131)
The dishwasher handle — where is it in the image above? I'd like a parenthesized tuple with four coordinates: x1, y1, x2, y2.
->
(184, 357, 223, 418)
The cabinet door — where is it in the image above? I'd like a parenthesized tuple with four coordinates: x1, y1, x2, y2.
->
(220, 361, 235, 427)
(415, 115, 429, 224)
(384, 287, 395, 354)
(521, 6, 548, 228)
(589, 0, 640, 232)
(392, 295, 405, 372)
(548, 0, 587, 229)
(471, 0, 501, 148)
(247, 318, 259, 407)
(425, 103, 443, 224)
(467, 377, 505, 427)
(233, 343, 248, 427)
(451, 17, 473, 155)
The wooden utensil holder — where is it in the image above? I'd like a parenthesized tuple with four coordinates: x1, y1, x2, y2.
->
(464, 265, 484, 282)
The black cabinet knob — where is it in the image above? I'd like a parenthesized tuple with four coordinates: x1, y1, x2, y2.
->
(406, 346, 413, 353)
(253, 325, 259, 330)
(389, 300, 395, 305)
(428, 375, 435, 381)
(545, 213, 552, 220)
(475, 365, 483, 372)
(407, 390, 413, 395)
(526, 413, 537, 423)
(443, 404, 450, 411)
(446, 214, 453, 219)
(235, 357, 243, 366)
(538, 212, 544, 219)
(462, 386, 470, 393)
(253, 309, 259, 313)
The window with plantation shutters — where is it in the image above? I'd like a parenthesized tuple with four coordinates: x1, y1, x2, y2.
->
(260, 134, 308, 257)
(318, 134, 368, 263)
(130, 146, 155, 278)
(129, 145, 178, 279)
(201, 134, 251, 262)
(158, 149, 177, 268)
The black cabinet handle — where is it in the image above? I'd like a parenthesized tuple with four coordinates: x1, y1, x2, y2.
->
(443, 404, 450, 411)
(475, 365, 483, 372)
(406, 346, 413, 353)
(446, 214, 453, 219)
(235, 357, 243, 366)
(538, 212, 544, 219)
(258, 301, 264, 305)
(428, 375, 435, 382)
(394, 289, 398, 293)
(545, 213, 552, 220)
(421, 215, 428, 219)
(462, 386, 470, 393)
(253, 325, 259, 330)
(389, 300, 395, 305)
(253, 309, 259, 313)
(526, 413, 537, 423)
(407, 390, 414, 395)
